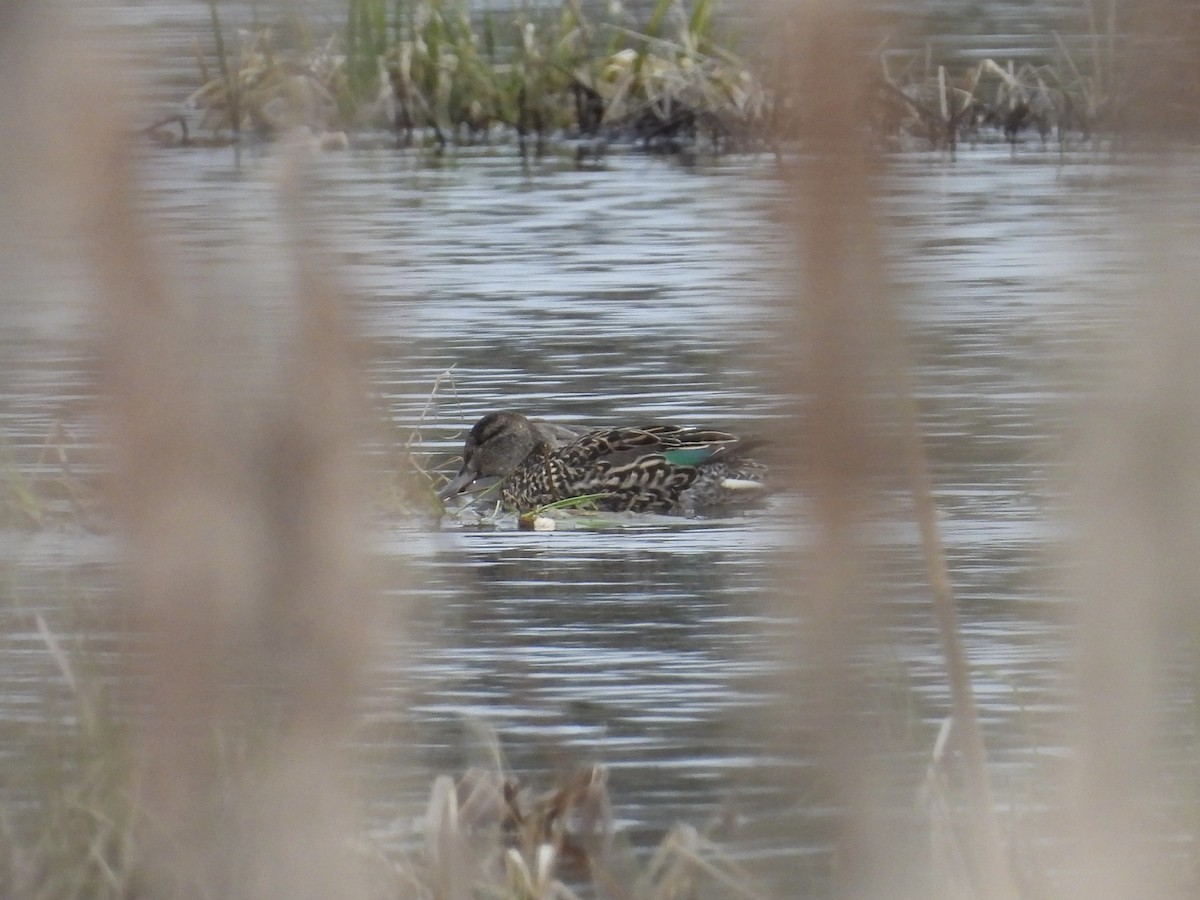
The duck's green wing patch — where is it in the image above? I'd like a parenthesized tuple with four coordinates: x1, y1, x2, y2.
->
(663, 446, 718, 467)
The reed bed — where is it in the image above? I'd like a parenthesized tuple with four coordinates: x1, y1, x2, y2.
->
(873, 50, 1112, 153)
(176, 0, 773, 155)
(167, 0, 1147, 156)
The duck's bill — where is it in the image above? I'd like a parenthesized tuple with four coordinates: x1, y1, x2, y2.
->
(436, 467, 477, 501)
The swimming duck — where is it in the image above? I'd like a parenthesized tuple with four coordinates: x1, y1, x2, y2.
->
(437, 411, 767, 516)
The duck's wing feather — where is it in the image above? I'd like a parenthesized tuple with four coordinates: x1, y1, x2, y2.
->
(556, 425, 741, 469)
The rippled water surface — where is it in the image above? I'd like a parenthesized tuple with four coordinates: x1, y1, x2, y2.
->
(0, 1, 1171, 892)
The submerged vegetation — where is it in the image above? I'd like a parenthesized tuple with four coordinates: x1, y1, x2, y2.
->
(163, 0, 1127, 155)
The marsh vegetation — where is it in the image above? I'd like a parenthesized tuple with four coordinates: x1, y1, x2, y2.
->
(166, 0, 1127, 155)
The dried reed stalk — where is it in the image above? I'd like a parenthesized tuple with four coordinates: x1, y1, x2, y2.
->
(1058, 4, 1200, 898)
(1117, 0, 1200, 142)
(771, 3, 909, 894)
(48, 9, 382, 900)
(885, 297, 1016, 900)
(1066, 288, 1183, 900)
(769, 1, 1015, 896)
(1061, 9, 1200, 899)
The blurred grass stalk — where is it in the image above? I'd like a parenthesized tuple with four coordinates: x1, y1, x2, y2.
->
(205, 0, 240, 142)
(97, 97, 378, 900)
(0, 1, 383, 898)
(768, 0, 1199, 897)
(767, 1, 1014, 895)
(1066, 5, 1200, 899)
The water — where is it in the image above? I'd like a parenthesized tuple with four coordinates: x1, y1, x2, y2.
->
(1, 1, 1187, 893)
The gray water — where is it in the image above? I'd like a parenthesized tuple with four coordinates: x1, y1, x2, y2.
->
(0, 0, 1178, 893)
(1, 139, 1126, 882)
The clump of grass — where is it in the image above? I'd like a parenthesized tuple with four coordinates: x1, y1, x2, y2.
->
(875, 52, 1111, 152)
(383, 0, 506, 149)
(174, 0, 1146, 154)
(180, 0, 774, 155)
(0, 616, 138, 899)
(185, 24, 341, 140)
(873, 4, 1120, 153)
(0, 425, 98, 531)
(0, 622, 767, 900)
(372, 728, 771, 899)
(370, 0, 772, 153)
(374, 369, 461, 518)
(0, 455, 44, 529)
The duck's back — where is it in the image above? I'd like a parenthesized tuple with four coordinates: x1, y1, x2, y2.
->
(501, 425, 765, 514)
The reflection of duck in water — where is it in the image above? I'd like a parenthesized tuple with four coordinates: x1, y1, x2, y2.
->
(438, 411, 768, 515)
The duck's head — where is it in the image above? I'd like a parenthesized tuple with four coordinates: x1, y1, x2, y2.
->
(437, 411, 546, 500)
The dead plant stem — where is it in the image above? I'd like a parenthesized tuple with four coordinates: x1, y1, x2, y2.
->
(881, 298, 1018, 900)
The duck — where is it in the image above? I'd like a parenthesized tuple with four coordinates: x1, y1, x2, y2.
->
(437, 411, 767, 516)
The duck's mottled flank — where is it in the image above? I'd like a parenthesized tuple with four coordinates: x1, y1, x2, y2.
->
(438, 411, 767, 516)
